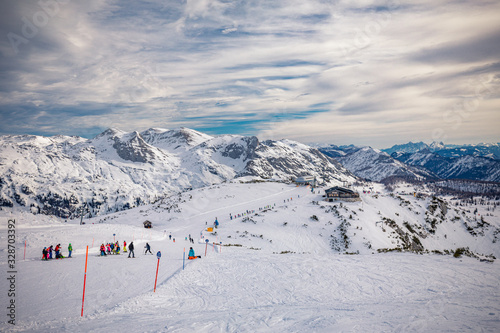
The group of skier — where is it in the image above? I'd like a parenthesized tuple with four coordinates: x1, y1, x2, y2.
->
(99, 241, 123, 256)
(42, 243, 72, 260)
(229, 206, 275, 220)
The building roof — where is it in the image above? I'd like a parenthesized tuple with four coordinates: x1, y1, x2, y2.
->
(325, 186, 357, 195)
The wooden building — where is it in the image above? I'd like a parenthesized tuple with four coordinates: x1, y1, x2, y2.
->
(143, 220, 152, 229)
(325, 186, 360, 202)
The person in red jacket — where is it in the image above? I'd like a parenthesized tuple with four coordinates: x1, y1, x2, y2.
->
(55, 244, 61, 259)
(100, 244, 106, 256)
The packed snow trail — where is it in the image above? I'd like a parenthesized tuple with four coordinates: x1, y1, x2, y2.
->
(187, 185, 300, 220)
(7, 252, 498, 332)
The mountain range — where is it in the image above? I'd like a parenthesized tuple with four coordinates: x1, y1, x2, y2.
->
(0, 128, 354, 218)
(1, 128, 499, 219)
(318, 142, 500, 183)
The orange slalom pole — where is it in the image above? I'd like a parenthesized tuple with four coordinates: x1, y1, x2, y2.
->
(24, 240, 26, 260)
(154, 257, 160, 292)
(81, 245, 89, 317)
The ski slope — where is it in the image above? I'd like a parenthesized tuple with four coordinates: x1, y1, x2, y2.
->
(1, 182, 499, 332)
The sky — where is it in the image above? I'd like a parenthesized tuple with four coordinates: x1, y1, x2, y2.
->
(0, 0, 499, 148)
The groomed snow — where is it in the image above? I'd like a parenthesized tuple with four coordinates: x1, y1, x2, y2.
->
(1, 182, 499, 332)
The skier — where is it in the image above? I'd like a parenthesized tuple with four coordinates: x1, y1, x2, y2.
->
(55, 244, 61, 259)
(169, 233, 172, 240)
(188, 247, 198, 259)
(42, 247, 48, 260)
(48, 245, 53, 259)
(115, 242, 120, 254)
(123, 241, 127, 252)
(68, 243, 72, 258)
(128, 242, 135, 258)
(144, 242, 152, 255)
(100, 244, 106, 256)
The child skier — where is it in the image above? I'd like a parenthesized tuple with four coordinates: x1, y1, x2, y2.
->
(42, 247, 48, 260)
(123, 241, 127, 252)
(55, 244, 61, 259)
(100, 244, 106, 256)
(68, 243, 73, 258)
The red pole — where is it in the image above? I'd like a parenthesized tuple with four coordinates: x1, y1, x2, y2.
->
(24, 240, 26, 260)
(154, 258, 160, 292)
(81, 245, 89, 317)
(205, 242, 208, 256)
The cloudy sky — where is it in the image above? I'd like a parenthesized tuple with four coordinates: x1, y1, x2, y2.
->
(0, 0, 499, 148)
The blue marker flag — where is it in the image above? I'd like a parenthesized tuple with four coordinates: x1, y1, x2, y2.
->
(157, 251, 161, 259)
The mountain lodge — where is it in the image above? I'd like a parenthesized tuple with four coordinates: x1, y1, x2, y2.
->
(324, 186, 360, 202)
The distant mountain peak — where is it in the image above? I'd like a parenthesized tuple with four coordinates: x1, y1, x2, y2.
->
(429, 141, 445, 150)
(382, 141, 429, 155)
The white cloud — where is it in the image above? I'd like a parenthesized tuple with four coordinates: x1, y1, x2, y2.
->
(0, 0, 499, 146)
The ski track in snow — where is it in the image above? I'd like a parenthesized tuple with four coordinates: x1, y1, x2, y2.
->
(1, 182, 499, 332)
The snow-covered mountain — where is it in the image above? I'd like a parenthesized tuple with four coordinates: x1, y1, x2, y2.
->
(320, 142, 500, 183)
(0, 128, 354, 218)
(394, 149, 500, 182)
(383, 141, 500, 160)
(319, 146, 436, 182)
(434, 143, 500, 160)
(382, 141, 430, 155)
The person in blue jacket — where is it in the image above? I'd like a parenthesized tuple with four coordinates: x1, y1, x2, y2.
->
(188, 247, 199, 259)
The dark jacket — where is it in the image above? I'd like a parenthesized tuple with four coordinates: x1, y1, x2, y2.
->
(129, 242, 134, 251)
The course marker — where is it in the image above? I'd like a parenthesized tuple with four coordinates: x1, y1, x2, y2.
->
(81, 245, 89, 317)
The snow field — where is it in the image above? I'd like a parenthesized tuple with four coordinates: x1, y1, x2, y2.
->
(1, 182, 499, 332)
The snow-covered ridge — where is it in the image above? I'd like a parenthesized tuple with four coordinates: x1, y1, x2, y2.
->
(0, 128, 354, 218)
(320, 143, 500, 182)
(320, 146, 437, 182)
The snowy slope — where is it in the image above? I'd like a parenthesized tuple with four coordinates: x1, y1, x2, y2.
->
(0, 129, 355, 218)
(333, 146, 436, 182)
(0, 182, 500, 332)
(0, 182, 499, 332)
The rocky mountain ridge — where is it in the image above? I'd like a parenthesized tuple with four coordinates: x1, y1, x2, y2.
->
(0, 128, 354, 218)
